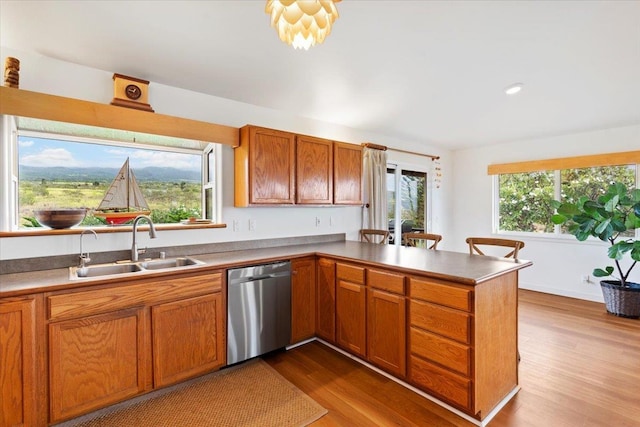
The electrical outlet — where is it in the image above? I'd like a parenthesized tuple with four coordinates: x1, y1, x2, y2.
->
(249, 219, 256, 231)
(315, 216, 321, 227)
(233, 220, 239, 232)
(330, 216, 334, 226)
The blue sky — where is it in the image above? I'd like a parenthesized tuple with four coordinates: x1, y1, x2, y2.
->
(18, 136, 201, 171)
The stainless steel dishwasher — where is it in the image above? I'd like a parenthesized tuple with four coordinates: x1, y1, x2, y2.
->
(227, 261, 291, 365)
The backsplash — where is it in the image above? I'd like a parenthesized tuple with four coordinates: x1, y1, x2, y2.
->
(0, 233, 345, 275)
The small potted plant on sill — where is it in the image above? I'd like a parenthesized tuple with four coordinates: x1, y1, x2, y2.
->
(551, 182, 640, 318)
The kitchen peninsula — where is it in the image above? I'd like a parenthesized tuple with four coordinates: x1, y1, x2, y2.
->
(0, 240, 531, 426)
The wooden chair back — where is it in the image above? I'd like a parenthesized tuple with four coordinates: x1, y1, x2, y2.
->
(360, 229, 390, 244)
(465, 237, 525, 259)
(402, 232, 442, 250)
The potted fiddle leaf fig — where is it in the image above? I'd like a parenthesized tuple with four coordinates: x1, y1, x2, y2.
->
(551, 182, 640, 318)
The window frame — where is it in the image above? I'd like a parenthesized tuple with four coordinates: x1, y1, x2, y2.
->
(1, 116, 223, 233)
(387, 161, 432, 245)
(202, 143, 222, 223)
(488, 156, 640, 239)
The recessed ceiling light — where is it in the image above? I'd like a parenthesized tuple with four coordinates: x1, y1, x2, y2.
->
(504, 83, 524, 95)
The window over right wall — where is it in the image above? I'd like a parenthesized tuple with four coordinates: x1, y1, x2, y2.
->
(489, 151, 639, 236)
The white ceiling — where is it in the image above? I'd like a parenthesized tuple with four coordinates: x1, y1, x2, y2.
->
(1, 0, 639, 150)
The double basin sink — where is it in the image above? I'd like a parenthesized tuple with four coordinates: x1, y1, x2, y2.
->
(69, 257, 205, 280)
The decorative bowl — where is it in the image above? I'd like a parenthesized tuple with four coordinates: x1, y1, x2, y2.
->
(34, 209, 87, 229)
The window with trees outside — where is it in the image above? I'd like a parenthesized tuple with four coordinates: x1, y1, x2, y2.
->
(2, 122, 221, 231)
(492, 152, 638, 236)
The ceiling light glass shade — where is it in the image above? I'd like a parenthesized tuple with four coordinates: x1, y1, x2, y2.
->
(265, 0, 340, 50)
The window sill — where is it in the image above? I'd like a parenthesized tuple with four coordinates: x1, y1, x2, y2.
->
(494, 231, 619, 246)
(0, 223, 227, 237)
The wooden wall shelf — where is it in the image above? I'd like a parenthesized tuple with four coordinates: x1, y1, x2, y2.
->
(0, 86, 239, 146)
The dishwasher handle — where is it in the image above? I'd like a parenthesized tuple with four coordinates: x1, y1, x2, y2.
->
(228, 261, 291, 285)
(233, 271, 291, 283)
(244, 274, 272, 281)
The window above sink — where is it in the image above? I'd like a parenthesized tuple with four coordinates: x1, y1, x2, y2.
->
(1, 115, 224, 233)
(0, 87, 240, 234)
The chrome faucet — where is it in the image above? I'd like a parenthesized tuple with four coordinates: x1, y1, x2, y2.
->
(131, 215, 157, 261)
(79, 229, 98, 268)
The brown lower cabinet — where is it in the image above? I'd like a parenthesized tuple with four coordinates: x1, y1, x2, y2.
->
(316, 257, 336, 342)
(152, 293, 225, 388)
(0, 295, 40, 427)
(367, 288, 406, 378)
(367, 268, 407, 378)
(321, 260, 518, 421)
(49, 307, 149, 422)
(407, 273, 518, 418)
(409, 354, 472, 409)
(335, 262, 366, 357)
(45, 271, 225, 425)
(1, 254, 520, 425)
(291, 257, 316, 344)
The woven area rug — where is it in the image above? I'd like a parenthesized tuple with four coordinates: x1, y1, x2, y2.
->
(67, 359, 327, 427)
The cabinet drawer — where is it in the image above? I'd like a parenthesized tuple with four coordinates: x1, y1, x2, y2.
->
(336, 263, 365, 285)
(410, 326, 470, 376)
(367, 269, 405, 295)
(48, 272, 222, 320)
(410, 300, 471, 344)
(410, 355, 472, 410)
(410, 277, 472, 312)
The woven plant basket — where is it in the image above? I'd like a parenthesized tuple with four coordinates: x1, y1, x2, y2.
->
(600, 280, 640, 319)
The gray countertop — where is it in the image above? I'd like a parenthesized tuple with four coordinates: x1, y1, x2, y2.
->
(0, 241, 531, 297)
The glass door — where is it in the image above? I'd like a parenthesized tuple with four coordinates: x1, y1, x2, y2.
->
(387, 165, 427, 245)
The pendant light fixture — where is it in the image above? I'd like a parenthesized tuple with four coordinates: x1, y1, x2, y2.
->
(265, 0, 341, 50)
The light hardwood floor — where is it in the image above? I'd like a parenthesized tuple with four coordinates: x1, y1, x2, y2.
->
(264, 289, 640, 426)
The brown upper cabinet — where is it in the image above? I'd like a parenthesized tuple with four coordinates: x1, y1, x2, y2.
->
(296, 135, 333, 204)
(235, 126, 296, 206)
(333, 142, 363, 205)
(234, 125, 362, 207)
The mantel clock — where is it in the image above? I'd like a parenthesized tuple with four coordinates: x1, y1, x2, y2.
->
(111, 73, 154, 112)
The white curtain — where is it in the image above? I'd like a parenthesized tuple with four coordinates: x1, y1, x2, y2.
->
(363, 148, 388, 230)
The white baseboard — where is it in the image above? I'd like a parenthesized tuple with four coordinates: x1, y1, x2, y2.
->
(286, 337, 316, 350)
(519, 282, 605, 303)
(309, 339, 518, 427)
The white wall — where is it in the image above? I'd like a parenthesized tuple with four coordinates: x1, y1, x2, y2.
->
(2, 48, 636, 304)
(0, 47, 452, 260)
(451, 125, 640, 302)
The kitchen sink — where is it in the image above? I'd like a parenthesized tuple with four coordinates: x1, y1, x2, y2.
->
(140, 257, 204, 270)
(73, 263, 143, 278)
(69, 257, 205, 279)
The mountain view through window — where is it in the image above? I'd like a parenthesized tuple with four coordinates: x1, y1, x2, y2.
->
(19, 135, 202, 227)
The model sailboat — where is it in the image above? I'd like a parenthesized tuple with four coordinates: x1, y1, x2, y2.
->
(93, 158, 151, 225)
